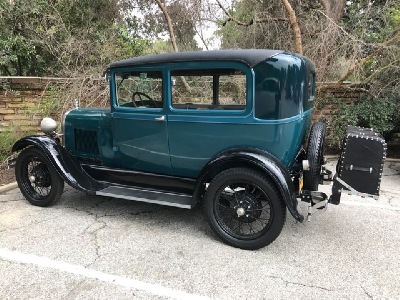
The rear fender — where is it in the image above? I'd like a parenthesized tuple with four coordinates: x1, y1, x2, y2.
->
(194, 148, 304, 222)
(12, 136, 105, 193)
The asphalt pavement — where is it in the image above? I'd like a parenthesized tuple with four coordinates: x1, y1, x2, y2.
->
(0, 159, 399, 299)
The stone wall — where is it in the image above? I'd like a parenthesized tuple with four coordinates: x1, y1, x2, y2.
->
(0, 77, 68, 132)
(312, 82, 368, 122)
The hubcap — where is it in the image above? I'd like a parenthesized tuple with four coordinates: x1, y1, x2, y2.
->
(232, 192, 262, 223)
(236, 207, 246, 217)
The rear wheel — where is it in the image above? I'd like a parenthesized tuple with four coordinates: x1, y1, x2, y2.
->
(204, 168, 286, 250)
(15, 147, 64, 207)
(304, 122, 326, 191)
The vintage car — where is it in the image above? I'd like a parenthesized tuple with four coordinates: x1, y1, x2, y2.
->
(10, 49, 387, 250)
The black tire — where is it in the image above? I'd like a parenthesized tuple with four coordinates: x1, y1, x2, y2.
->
(15, 147, 64, 207)
(204, 168, 286, 250)
(303, 122, 326, 191)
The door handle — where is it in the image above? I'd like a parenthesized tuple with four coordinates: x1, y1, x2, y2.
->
(155, 115, 165, 121)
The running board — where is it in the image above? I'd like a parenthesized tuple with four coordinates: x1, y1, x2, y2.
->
(96, 186, 193, 209)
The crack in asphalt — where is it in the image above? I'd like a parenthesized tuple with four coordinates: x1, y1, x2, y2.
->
(85, 220, 107, 267)
(266, 275, 333, 292)
(0, 198, 24, 203)
(361, 285, 373, 299)
(70, 198, 165, 267)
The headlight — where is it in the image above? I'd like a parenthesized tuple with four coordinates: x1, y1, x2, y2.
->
(40, 117, 57, 134)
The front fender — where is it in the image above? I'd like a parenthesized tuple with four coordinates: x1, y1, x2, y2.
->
(194, 148, 304, 222)
(12, 135, 105, 193)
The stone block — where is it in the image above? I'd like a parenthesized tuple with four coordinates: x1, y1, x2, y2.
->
(0, 122, 10, 127)
(12, 120, 34, 126)
(22, 96, 40, 102)
(4, 115, 30, 120)
(5, 96, 23, 102)
(0, 109, 15, 114)
(7, 102, 36, 108)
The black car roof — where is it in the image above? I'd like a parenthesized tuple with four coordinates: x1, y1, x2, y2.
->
(108, 49, 285, 69)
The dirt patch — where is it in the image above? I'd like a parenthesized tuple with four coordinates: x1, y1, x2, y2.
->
(0, 164, 15, 186)
(387, 143, 400, 159)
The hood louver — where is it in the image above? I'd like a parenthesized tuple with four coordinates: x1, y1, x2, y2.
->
(74, 128, 99, 155)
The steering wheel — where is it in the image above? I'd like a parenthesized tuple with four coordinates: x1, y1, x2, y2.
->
(131, 91, 155, 107)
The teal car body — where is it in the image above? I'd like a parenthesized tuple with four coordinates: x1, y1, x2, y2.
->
(64, 51, 316, 178)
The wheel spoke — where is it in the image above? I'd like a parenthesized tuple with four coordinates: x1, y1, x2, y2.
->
(256, 219, 268, 228)
(248, 222, 256, 234)
(260, 202, 271, 209)
(218, 202, 230, 209)
(232, 220, 243, 234)
(255, 216, 271, 221)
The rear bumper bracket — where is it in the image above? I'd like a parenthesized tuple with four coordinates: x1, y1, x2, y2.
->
(300, 190, 329, 221)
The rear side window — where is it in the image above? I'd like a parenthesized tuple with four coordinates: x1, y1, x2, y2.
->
(170, 69, 246, 110)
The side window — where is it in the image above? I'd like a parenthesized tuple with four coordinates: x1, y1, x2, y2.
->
(115, 71, 163, 108)
(170, 69, 246, 110)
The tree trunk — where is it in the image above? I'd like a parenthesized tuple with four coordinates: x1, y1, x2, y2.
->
(319, 0, 347, 24)
(155, 0, 179, 52)
(281, 0, 303, 55)
(155, 0, 190, 92)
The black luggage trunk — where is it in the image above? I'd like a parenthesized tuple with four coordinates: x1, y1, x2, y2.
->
(330, 126, 387, 204)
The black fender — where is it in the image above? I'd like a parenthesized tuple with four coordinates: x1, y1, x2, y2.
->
(12, 136, 105, 193)
(193, 148, 304, 222)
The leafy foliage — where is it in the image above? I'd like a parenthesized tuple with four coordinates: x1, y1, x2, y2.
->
(0, 0, 147, 77)
(319, 97, 399, 149)
(0, 129, 35, 162)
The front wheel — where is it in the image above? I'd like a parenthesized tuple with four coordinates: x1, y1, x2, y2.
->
(204, 168, 286, 250)
(15, 147, 64, 207)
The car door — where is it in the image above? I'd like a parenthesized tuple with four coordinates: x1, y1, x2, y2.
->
(110, 68, 173, 175)
(166, 63, 252, 178)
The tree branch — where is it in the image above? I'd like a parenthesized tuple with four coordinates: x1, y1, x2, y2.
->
(319, 0, 346, 24)
(316, 9, 367, 45)
(364, 63, 400, 83)
(193, 25, 209, 50)
(154, 0, 190, 92)
(215, 0, 287, 27)
(281, 0, 303, 54)
(337, 31, 400, 85)
(155, 0, 179, 52)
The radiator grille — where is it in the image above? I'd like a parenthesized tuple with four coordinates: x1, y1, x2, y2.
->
(74, 128, 99, 154)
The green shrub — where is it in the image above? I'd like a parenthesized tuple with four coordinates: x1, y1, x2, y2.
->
(0, 130, 35, 163)
(318, 97, 399, 150)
